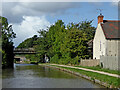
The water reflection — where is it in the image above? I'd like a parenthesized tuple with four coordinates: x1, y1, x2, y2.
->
(2, 64, 104, 88)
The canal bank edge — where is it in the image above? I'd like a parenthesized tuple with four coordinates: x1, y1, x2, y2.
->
(39, 64, 119, 89)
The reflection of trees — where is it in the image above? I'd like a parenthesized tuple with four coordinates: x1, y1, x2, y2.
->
(3, 65, 76, 80)
(31, 65, 76, 79)
(2, 69, 15, 79)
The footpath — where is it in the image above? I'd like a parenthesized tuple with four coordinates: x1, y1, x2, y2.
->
(49, 64, 120, 78)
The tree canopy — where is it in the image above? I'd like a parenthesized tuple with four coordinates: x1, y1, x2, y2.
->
(1, 16, 16, 68)
(17, 35, 38, 48)
(36, 20, 95, 64)
(17, 20, 96, 65)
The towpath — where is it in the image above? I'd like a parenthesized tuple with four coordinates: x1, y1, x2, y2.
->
(50, 64, 120, 78)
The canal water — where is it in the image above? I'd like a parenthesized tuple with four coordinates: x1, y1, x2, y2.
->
(2, 64, 104, 88)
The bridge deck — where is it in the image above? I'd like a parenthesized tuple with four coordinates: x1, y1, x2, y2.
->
(14, 52, 36, 54)
(14, 48, 36, 54)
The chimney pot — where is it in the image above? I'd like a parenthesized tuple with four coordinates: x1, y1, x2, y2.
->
(98, 13, 104, 24)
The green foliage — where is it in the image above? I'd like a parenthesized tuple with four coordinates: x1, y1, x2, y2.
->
(17, 35, 38, 48)
(78, 20, 96, 40)
(1, 16, 16, 68)
(35, 20, 95, 64)
(17, 20, 95, 65)
(25, 54, 39, 63)
(17, 35, 39, 63)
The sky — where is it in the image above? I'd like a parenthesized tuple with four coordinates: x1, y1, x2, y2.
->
(1, 0, 120, 47)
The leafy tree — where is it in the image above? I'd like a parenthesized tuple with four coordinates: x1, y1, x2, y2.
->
(17, 35, 38, 48)
(35, 30, 48, 63)
(17, 35, 39, 63)
(62, 29, 88, 57)
(1, 16, 16, 68)
(17, 20, 95, 65)
(78, 20, 96, 40)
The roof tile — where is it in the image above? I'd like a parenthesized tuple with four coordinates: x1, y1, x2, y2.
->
(101, 20, 120, 39)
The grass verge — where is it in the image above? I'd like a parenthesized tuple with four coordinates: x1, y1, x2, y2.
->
(75, 65, 120, 75)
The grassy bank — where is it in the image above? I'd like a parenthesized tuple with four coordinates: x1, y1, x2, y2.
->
(40, 64, 120, 88)
(75, 65, 120, 75)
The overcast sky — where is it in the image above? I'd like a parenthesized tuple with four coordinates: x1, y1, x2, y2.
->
(1, 1, 119, 47)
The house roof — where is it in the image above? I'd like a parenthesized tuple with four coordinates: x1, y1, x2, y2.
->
(101, 20, 120, 39)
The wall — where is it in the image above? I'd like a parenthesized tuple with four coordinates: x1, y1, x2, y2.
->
(80, 59, 100, 66)
(100, 56, 119, 70)
(99, 39, 120, 70)
(93, 23, 106, 59)
(106, 39, 120, 56)
(119, 40, 120, 71)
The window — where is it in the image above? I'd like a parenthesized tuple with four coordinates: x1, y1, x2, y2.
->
(100, 41, 101, 51)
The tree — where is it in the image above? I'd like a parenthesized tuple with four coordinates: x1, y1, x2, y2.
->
(35, 30, 48, 63)
(17, 35, 39, 63)
(19, 20, 96, 65)
(17, 35, 38, 48)
(1, 16, 16, 68)
(78, 20, 96, 40)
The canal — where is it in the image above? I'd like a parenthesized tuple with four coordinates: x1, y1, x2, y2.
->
(2, 64, 104, 88)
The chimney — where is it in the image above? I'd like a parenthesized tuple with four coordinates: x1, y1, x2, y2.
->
(98, 13, 104, 24)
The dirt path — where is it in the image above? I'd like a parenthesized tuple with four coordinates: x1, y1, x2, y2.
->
(50, 64, 120, 78)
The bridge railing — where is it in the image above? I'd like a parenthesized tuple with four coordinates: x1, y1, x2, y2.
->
(14, 48, 36, 54)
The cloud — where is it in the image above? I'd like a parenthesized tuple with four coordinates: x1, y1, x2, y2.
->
(2, 0, 119, 2)
(111, 0, 119, 6)
(2, 1, 119, 24)
(2, 1, 119, 47)
(20, 2, 76, 12)
(13, 16, 50, 47)
(2, 2, 80, 46)
(2, 2, 79, 23)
